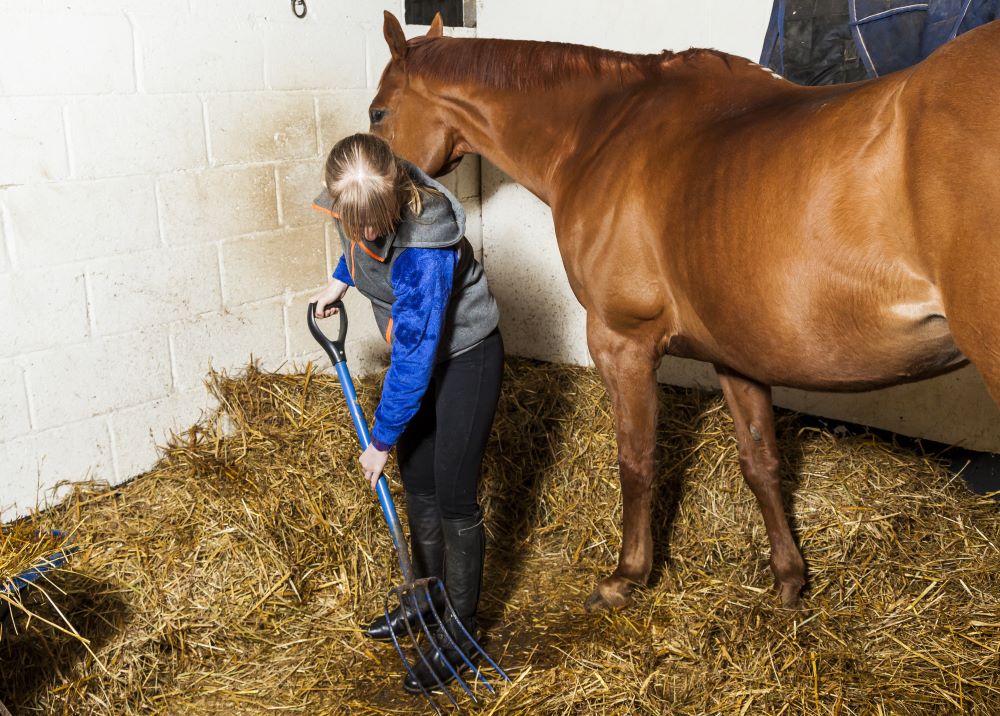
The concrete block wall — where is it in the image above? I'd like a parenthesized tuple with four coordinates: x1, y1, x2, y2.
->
(477, 0, 1000, 452)
(0, 1, 482, 518)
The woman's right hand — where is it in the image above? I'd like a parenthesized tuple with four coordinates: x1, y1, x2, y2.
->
(310, 279, 349, 319)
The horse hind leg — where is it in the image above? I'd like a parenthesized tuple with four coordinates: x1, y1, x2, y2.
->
(584, 317, 660, 613)
(716, 366, 806, 607)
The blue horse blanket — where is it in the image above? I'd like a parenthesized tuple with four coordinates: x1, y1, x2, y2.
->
(761, 0, 999, 84)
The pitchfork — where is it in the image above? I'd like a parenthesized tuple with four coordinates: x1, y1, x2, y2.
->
(307, 300, 510, 712)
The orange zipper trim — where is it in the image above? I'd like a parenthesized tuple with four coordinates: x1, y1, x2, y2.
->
(359, 240, 387, 263)
(311, 202, 340, 219)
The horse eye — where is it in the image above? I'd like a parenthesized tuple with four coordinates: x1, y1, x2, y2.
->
(369, 108, 387, 125)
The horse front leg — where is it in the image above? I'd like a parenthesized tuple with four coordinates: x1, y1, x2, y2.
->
(584, 316, 660, 613)
(716, 366, 805, 606)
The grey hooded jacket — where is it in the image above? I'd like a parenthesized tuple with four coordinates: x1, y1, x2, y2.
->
(313, 160, 499, 360)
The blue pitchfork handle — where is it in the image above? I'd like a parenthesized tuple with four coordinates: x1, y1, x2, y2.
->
(307, 301, 415, 583)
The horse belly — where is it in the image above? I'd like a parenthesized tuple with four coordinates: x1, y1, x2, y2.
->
(762, 291, 967, 391)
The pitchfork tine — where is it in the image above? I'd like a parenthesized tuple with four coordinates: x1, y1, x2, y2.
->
(423, 580, 497, 693)
(385, 590, 445, 714)
(396, 586, 462, 710)
(411, 580, 479, 702)
(430, 579, 511, 689)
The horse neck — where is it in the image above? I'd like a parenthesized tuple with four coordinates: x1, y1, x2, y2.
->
(430, 78, 627, 206)
(426, 54, 785, 206)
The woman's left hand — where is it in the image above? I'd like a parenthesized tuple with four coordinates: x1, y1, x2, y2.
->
(360, 443, 390, 490)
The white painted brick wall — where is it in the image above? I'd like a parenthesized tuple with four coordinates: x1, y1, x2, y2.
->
(136, 17, 267, 94)
(0, 362, 31, 438)
(276, 160, 328, 228)
(220, 226, 325, 306)
(87, 245, 222, 334)
(68, 95, 209, 178)
(0, 98, 70, 184)
(207, 93, 318, 165)
(0, 0, 482, 519)
(0, 267, 89, 356)
(21, 330, 172, 430)
(0, 417, 115, 513)
(4, 178, 160, 267)
(157, 166, 280, 243)
(108, 388, 212, 480)
(0, 13, 135, 96)
(171, 301, 287, 390)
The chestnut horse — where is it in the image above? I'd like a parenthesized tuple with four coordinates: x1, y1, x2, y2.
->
(370, 11, 1000, 612)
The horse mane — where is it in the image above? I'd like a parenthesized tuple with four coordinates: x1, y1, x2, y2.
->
(404, 36, 713, 91)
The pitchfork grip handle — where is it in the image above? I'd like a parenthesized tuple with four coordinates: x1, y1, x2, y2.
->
(307, 300, 348, 365)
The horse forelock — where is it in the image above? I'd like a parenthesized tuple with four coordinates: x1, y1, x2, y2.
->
(403, 36, 684, 91)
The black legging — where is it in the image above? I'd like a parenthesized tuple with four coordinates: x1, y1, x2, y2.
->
(396, 330, 504, 519)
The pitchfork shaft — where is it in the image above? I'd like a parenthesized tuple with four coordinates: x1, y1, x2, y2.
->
(332, 359, 415, 581)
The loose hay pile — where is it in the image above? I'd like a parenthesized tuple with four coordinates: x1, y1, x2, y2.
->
(1, 358, 999, 714)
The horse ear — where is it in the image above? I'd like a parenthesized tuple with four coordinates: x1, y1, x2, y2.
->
(427, 12, 444, 38)
(383, 11, 408, 61)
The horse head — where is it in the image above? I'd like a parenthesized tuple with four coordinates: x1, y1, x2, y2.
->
(369, 12, 464, 177)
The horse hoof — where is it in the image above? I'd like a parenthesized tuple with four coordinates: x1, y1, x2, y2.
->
(583, 578, 634, 613)
(778, 581, 804, 608)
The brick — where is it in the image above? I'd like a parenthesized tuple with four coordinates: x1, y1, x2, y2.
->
(0, 417, 114, 519)
(53, 0, 186, 13)
(171, 301, 287, 391)
(264, 24, 366, 91)
(221, 225, 326, 306)
(464, 201, 482, 255)
(207, 93, 317, 164)
(138, 17, 265, 93)
(109, 387, 214, 480)
(23, 329, 172, 430)
(456, 156, 481, 200)
(436, 170, 459, 197)
(0, 267, 88, 358)
(0, 98, 69, 185)
(87, 245, 221, 334)
(0, 13, 133, 96)
(157, 166, 279, 244)
(277, 160, 327, 228)
(366, 27, 393, 90)
(0, 360, 31, 438)
(316, 91, 374, 154)
(0, 214, 10, 273)
(68, 95, 207, 178)
(4, 177, 159, 268)
(188, 0, 273, 15)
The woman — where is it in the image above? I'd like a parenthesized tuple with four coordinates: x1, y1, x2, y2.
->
(310, 133, 503, 693)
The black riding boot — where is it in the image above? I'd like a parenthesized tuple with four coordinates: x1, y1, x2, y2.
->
(403, 510, 485, 694)
(364, 492, 445, 642)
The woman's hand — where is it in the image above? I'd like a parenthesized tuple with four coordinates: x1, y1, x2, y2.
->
(360, 443, 390, 491)
(310, 280, 349, 319)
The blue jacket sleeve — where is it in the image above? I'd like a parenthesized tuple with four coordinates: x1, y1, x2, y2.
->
(371, 247, 457, 450)
(333, 254, 354, 286)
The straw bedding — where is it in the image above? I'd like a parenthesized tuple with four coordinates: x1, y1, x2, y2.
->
(1, 358, 998, 714)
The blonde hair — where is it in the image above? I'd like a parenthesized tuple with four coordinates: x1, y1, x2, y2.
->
(324, 133, 429, 242)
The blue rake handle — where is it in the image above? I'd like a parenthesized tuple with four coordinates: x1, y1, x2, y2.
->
(307, 301, 415, 583)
